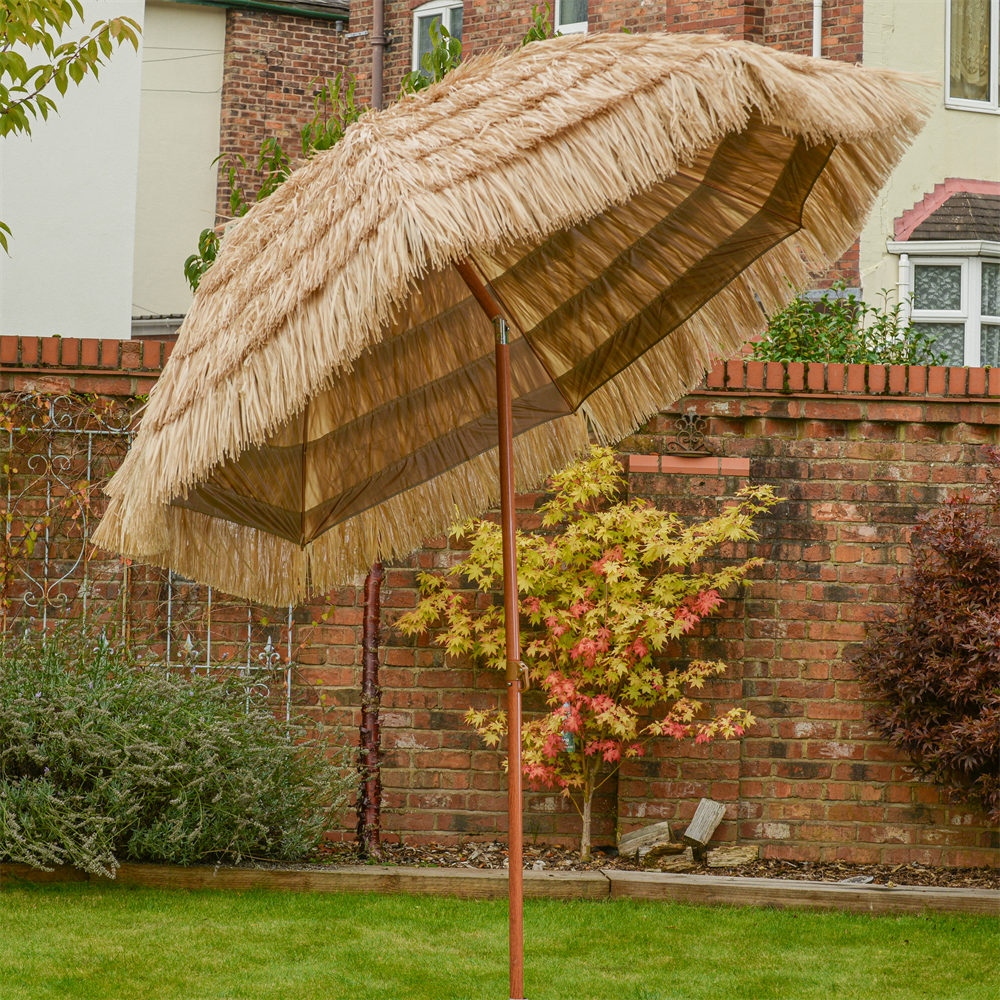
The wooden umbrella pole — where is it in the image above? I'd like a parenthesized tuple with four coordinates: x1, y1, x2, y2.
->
(455, 260, 524, 1000)
(496, 318, 525, 1000)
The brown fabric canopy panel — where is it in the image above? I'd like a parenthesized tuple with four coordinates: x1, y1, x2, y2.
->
(172, 115, 831, 548)
(95, 32, 930, 604)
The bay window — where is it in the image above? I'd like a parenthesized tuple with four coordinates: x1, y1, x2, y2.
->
(891, 243, 1000, 365)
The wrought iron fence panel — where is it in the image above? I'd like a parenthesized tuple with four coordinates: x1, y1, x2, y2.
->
(1, 391, 295, 719)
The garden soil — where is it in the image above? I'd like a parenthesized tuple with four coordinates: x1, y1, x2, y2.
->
(298, 842, 999, 890)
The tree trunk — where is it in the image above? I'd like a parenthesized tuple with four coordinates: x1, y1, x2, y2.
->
(356, 562, 384, 859)
(580, 791, 593, 862)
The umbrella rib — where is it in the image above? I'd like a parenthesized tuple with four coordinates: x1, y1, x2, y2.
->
(458, 256, 578, 414)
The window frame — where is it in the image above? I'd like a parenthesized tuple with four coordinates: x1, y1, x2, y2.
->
(888, 240, 1000, 365)
(945, 0, 1000, 114)
(554, 0, 588, 36)
(411, 0, 464, 74)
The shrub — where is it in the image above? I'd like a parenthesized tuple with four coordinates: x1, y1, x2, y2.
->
(0, 631, 352, 876)
(751, 284, 946, 365)
(854, 448, 1000, 823)
(399, 447, 779, 859)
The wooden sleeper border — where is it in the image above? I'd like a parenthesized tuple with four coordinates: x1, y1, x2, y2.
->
(2, 863, 996, 916)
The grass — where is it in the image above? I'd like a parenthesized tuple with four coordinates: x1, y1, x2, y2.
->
(1, 883, 996, 1000)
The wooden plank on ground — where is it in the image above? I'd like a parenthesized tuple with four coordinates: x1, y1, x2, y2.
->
(107, 864, 609, 901)
(618, 821, 675, 857)
(4, 861, 994, 916)
(602, 870, 1000, 916)
(1, 863, 87, 885)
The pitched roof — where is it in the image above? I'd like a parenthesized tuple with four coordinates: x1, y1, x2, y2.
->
(908, 192, 1000, 242)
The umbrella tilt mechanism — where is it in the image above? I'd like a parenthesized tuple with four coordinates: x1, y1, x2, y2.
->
(455, 258, 526, 1000)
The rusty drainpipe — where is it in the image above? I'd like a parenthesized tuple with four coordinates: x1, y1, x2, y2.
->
(355, 0, 387, 864)
(356, 561, 384, 858)
(371, 0, 385, 111)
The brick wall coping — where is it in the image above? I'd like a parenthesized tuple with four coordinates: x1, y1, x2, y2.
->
(0, 336, 172, 374)
(703, 360, 999, 399)
(1, 336, 997, 401)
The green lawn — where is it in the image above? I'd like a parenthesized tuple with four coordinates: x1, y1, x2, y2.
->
(1, 883, 996, 1000)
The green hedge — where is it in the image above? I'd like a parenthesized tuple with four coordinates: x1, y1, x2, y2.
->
(0, 631, 352, 876)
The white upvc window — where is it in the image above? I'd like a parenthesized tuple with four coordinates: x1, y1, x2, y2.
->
(946, 0, 1000, 113)
(888, 241, 1000, 365)
(555, 0, 588, 35)
(412, 1, 463, 74)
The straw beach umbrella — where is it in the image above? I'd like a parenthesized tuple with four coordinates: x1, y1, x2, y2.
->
(96, 31, 928, 998)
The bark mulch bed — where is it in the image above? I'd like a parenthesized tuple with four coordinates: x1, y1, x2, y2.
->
(302, 840, 999, 890)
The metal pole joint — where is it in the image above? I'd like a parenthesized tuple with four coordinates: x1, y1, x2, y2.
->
(506, 658, 530, 690)
(494, 315, 509, 345)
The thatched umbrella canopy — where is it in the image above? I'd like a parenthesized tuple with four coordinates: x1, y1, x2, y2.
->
(96, 32, 927, 605)
(96, 31, 929, 1000)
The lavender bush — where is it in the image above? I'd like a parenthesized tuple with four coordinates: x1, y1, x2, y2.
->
(1, 630, 351, 876)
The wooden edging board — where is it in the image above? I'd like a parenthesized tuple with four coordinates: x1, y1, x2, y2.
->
(602, 870, 999, 916)
(2, 863, 996, 916)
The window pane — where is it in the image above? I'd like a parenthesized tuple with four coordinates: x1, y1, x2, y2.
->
(912, 322, 966, 364)
(983, 324, 1000, 366)
(950, 0, 992, 102)
(983, 262, 1000, 316)
(450, 5, 463, 42)
(559, 0, 588, 25)
(913, 264, 962, 310)
(416, 13, 442, 73)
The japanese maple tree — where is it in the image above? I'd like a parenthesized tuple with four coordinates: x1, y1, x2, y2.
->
(399, 447, 778, 859)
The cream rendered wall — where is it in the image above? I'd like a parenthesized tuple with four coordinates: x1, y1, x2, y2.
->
(860, 0, 1000, 303)
(0, 0, 145, 339)
(131, 1, 225, 318)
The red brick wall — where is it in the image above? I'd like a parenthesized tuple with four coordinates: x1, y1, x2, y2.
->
(617, 360, 999, 867)
(0, 334, 169, 396)
(5, 344, 997, 864)
(318, 358, 997, 862)
(762, 0, 862, 60)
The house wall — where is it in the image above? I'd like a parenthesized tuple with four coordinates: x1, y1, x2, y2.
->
(0, 0, 146, 341)
(214, 9, 351, 220)
(860, 0, 1000, 303)
(3, 336, 997, 867)
(132, 1, 227, 318)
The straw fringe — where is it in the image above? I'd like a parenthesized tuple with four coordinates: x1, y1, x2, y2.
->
(95, 414, 590, 605)
(107, 32, 930, 511)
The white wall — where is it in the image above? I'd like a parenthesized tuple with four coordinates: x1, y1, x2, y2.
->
(860, 0, 1000, 302)
(132, 1, 225, 319)
(0, 0, 146, 340)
